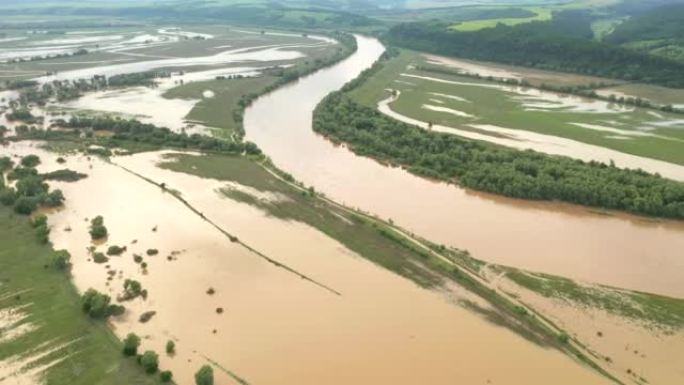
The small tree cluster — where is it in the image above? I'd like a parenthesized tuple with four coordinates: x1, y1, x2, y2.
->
(89, 215, 108, 240)
(80, 288, 123, 319)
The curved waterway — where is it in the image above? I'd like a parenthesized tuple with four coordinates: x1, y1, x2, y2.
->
(244, 35, 684, 298)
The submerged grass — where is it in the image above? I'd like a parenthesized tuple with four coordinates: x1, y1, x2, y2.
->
(0, 207, 160, 385)
(349, 48, 684, 166)
(505, 270, 684, 330)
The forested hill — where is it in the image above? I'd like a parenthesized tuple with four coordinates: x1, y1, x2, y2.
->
(605, 4, 684, 44)
(385, 21, 684, 88)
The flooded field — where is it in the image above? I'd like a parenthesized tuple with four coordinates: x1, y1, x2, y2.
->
(245, 36, 684, 299)
(0, 141, 610, 385)
(496, 272, 684, 385)
(376, 54, 684, 167)
(0, 26, 331, 81)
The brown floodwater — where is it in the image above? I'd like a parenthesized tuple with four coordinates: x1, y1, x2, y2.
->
(244, 35, 684, 299)
(1, 142, 610, 385)
(497, 275, 684, 385)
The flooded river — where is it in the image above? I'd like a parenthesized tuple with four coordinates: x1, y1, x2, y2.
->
(244, 36, 684, 298)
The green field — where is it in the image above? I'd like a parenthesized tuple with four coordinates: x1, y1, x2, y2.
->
(163, 76, 278, 139)
(0, 207, 160, 385)
(451, 7, 552, 31)
(349, 50, 684, 166)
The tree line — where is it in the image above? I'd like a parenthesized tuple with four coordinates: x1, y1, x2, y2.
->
(385, 20, 684, 88)
(313, 92, 684, 220)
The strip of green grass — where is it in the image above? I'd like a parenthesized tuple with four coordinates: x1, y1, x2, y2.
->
(506, 270, 684, 330)
(0, 207, 160, 385)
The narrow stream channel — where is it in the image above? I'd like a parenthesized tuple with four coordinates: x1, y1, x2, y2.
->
(244, 35, 684, 298)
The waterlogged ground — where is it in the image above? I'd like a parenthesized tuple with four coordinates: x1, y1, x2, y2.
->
(0, 27, 338, 137)
(357, 51, 684, 169)
(0, 141, 609, 385)
(0, 26, 330, 80)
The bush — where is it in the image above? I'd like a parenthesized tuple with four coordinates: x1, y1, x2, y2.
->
(108, 304, 126, 316)
(13, 196, 38, 215)
(44, 189, 64, 207)
(195, 365, 214, 385)
(31, 214, 47, 228)
(123, 333, 140, 356)
(166, 340, 175, 355)
(93, 252, 108, 264)
(81, 288, 111, 318)
(160, 370, 173, 382)
(41, 169, 87, 182)
(140, 351, 159, 373)
(0, 156, 13, 172)
(558, 332, 570, 344)
(89, 216, 108, 240)
(35, 224, 50, 244)
(51, 250, 71, 270)
(146, 249, 158, 256)
(20, 154, 40, 168)
(107, 245, 127, 256)
(0, 188, 16, 206)
(122, 279, 143, 300)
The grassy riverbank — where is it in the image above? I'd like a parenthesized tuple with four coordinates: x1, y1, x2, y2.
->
(0, 206, 160, 385)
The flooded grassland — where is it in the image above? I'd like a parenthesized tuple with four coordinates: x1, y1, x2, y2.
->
(0, 141, 612, 385)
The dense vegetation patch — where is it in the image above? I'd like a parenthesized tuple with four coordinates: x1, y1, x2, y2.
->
(0, 155, 65, 215)
(61, 116, 262, 155)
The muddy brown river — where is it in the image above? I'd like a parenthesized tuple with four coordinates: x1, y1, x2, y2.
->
(244, 35, 684, 299)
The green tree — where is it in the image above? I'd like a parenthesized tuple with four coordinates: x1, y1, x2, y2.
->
(13, 196, 37, 215)
(51, 250, 71, 270)
(123, 333, 141, 356)
(81, 289, 111, 318)
(20, 154, 40, 167)
(166, 340, 175, 355)
(195, 365, 214, 385)
(160, 370, 173, 383)
(140, 351, 159, 373)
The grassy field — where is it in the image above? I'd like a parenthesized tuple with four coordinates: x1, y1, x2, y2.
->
(451, 6, 552, 31)
(0, 207, 160, 385)
(163, 76, 278, 139)
(349, 50, 684, 166)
